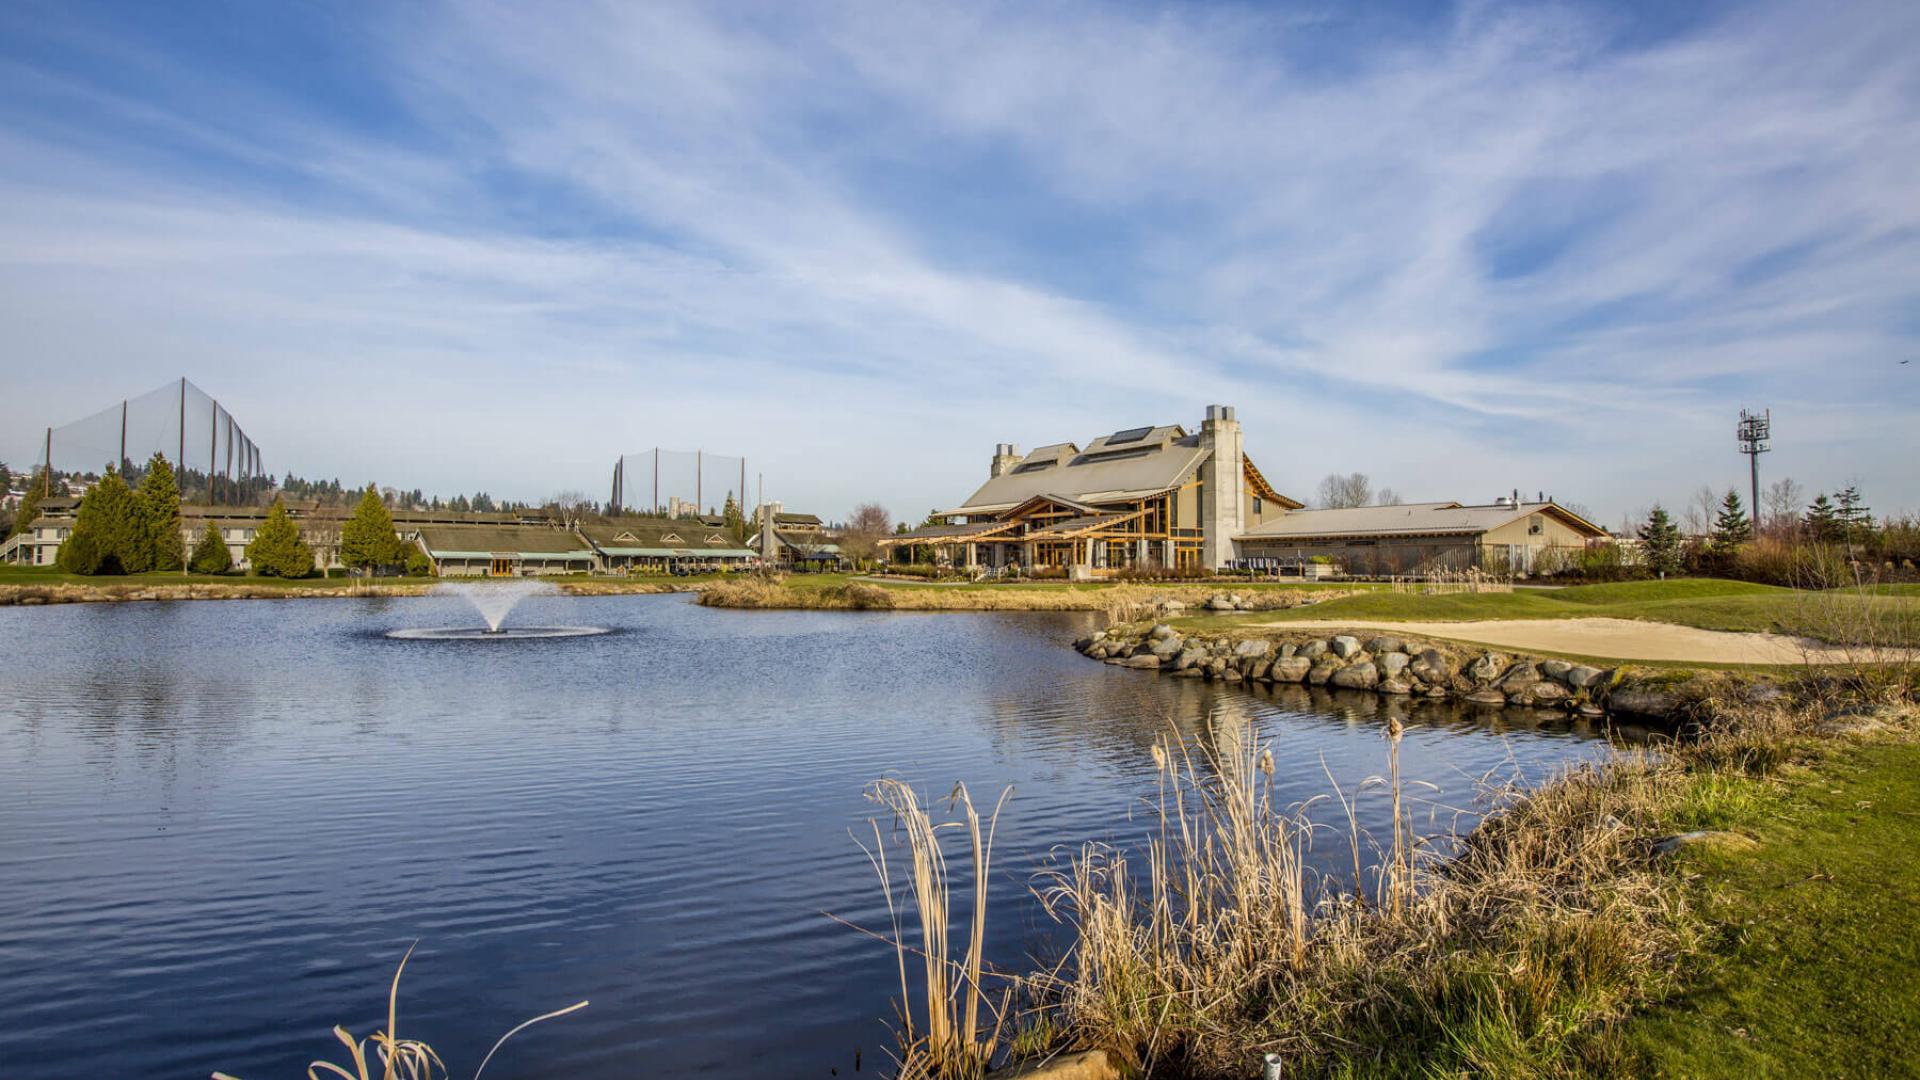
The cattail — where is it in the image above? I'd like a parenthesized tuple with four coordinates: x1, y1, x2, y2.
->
(1258, 748, 1275, 776)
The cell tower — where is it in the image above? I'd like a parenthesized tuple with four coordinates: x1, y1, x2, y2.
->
(1737, 408, 1770, 520)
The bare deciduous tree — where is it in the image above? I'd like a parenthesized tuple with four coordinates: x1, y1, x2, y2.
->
(546, 490, 594, 528)
(1316, 472, 1373, 509)
(840, 502, 894, 567)
(1683, 485, 1719, 536)
(1764, 477, 1805, 536)
(1374, 487, 1404, 506)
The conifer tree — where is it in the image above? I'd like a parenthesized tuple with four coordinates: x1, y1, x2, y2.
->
(1709, 489, 1752, 554)
(341, 483, 406, 575)
(246, 498, 314, 578)
(60, 466, 143, 574)
(1805, 494, 1842, 543)
(723, 492, 746, 543)
(1638, 504, 1683, 577)
(1834, 485, 1872, 543)
(189, 521, 233, 574)
(137, 453, 185, 572)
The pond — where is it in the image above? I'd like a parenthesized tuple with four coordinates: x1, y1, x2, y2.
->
(0, 593, 1626, 1078)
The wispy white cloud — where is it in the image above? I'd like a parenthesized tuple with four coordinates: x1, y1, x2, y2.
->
(0, 0, 1914, 519)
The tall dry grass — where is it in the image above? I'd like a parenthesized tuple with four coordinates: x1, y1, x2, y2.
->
(857, 780, 1013, 1080)
(1011, 706, 1781, 1078)
(699, 578, 1350, 619)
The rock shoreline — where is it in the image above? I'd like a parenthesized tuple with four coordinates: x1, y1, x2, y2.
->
(1077, 622, 1769, 720)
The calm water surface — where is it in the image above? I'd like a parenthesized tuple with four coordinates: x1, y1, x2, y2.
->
(0, 594, 1624, 1078)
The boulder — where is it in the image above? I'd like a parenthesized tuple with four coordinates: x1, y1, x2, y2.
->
(1233, 638, 1272, 659)
(1249, 660, 1273, 681)
(1122, 654, 1162, 669)
(992, 1048, 1120, 1080)
(1467, 652, 1510, 683)
(1175, 647, 1207, 671)
(1564, 665, 1606, 690)
(1087, 644, 1110, 659)
(1330, 661, 1379, 690)
(1377, 652, 1411, 678)
(1652, 831, 1758, 857)
(1379, 676, 1413, 695)
(1498, 662, 1542, 692)
(1299, 640, 1331, 660)
(1270, 657, 1313, 683)
(1409, 648, 1454, 684)
(1149, 624, 1177, 641)
(1206, 658, 1228, 677)
(1176, 667, 1205, 679)
(1515, 681, 1570, 705)
(1149, 635, 1185, 659)
(1606, 684, 1683, 718)
(1222, 670, 1243, 683)
(1205, 595, 1236, 611)
(1364, 636, 1405, 656)
(1576, 702, 1605, 717)
(1279, 643, 1298, 658)
(1331, 635, 1363, 659)
(1308, 660, 1341, 686)
(1425, 685, 1450, 698)
(1464, 689, 1508, 706)
(1158, 600, 1187, 614)
(1539, 659, 1573, 680)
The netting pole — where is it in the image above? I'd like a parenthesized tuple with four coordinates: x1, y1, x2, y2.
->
(697, 450, 703, 516)
(209, 404, 218, 505)
(740, 459, 746, 524)
(653, 448, 659, 517)
(43, 428, 51, 495)
(225, 414, 234, 505)
(119, 400, 128, 476)
(177, 378, 186, 477)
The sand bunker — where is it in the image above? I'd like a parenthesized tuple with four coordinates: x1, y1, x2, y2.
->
(1258, 617, 1911, 665)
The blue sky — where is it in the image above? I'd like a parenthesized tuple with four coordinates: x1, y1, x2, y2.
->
(1, 0, 1915, 526)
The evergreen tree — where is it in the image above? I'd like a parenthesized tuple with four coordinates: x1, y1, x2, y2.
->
(136, 453, 185, 572)
(1834, 485, 1872, 542)
(1638, 504, 1683, 577)
(59, 466, 142, 574)
(0, 461, 10, 493)
(189, 521, 234, 574)
(340, 483, 407, 574)
(246, 499, 314, 578)
(723, 492, 746, 543)
(1805, 494, 1842, 543)
(1709, 489, 1752, 554)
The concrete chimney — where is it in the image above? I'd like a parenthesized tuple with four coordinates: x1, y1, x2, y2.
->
(759, 500, 783, 563)
(990, 443, 1021, 479)
(1198, 404, 1244, 570)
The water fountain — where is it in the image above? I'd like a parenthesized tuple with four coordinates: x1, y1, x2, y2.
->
(385, 579, 610, 640)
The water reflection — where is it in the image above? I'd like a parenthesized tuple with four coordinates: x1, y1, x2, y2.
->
(0, 595, 1621, 1078)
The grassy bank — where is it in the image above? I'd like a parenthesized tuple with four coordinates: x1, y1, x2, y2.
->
(1186, 578, 1920, 648)
(698, 575, 1358, 614)
(0, 565, 706, 605)
(1621, 737, 1920, 1078)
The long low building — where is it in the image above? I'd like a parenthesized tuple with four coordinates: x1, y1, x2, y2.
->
(578, 519, 756, 572)
(416, 525, 598, 577)
(1235, 499, 1606, 575)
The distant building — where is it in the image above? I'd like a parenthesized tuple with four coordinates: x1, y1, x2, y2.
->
(416, 525, 596, 577)
(579, 518, 756, 573)
(750, 503, 845, 569)
(1235, 499, 1607, 576)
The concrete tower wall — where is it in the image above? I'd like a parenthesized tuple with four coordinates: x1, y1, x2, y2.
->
(1198, 404, 1243, 569)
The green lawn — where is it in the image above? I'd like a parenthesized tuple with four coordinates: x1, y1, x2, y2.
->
(1184, 578, 1920, 647)
(1620, 739, 1920, 1077)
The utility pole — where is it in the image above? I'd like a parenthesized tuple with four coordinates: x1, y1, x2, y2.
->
(43, 428, 51, 495)
(1737, 408, 1770, 525)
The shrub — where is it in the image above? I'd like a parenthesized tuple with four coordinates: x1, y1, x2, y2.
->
(245, 499, 314, 578)
(404, 549, 433, 577)
(56, 530, 103, 575)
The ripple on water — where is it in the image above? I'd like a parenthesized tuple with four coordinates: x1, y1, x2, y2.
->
(0, 593, 1617, 1078)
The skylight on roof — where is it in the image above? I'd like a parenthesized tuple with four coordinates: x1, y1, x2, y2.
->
(1107, 425, 1154, 444)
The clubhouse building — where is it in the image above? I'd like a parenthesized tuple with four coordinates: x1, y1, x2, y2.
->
(884, 404, 1604, 576)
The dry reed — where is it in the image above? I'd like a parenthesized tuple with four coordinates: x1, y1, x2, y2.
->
(211, 943, 587, 1080)
(858, 780, 1013, 1079)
